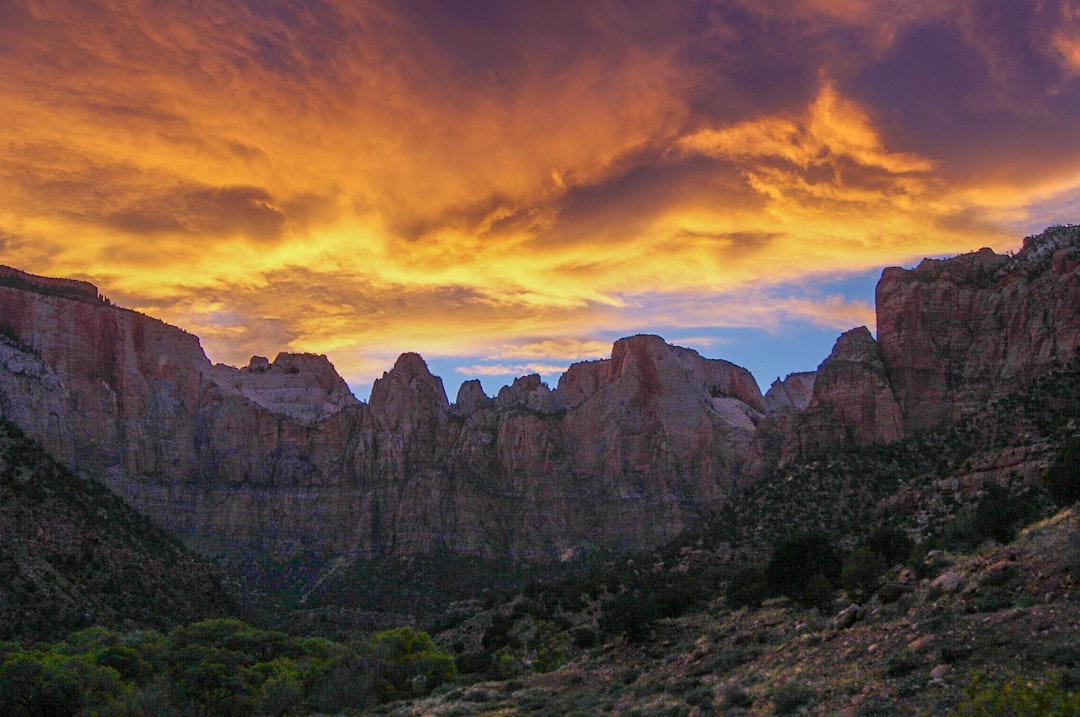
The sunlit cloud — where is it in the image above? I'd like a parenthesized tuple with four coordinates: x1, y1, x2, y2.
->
(0, 0, 1078, 397)
(485, 339, 613, 362)
(1055, 32, 1080, 71)
(455, 363, 569, 379)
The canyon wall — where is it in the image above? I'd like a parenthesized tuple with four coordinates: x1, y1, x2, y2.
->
(1, 225, 1077, 571)
(0, 276, 771, 565)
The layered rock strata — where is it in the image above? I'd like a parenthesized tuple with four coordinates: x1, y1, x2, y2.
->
(0, 269, 771, 564)
(0, 225, 1077, 569)
(877, 226, 1080, 434)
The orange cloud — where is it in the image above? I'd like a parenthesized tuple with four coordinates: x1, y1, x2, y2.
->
(0, 1, 1078, 393)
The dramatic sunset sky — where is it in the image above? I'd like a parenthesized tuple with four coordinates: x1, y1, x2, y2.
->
(2, 1, 1079, 399)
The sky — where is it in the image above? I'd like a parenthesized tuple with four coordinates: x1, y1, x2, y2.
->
(2, 1, 1079, 401)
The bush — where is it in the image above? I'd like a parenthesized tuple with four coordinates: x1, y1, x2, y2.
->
(1065, 530, 1080, 581)
(841, 548, 887, 604)
(1047, 435, 1080, 507)
(942, 484, 1030, 549)
(772, 681, 816, 714)
(367, 627, 456, 702)
(725, 567, 768, 609)
(721, 685, 753, 709)
(884, 648, 920, 677)
(862, 527, 914, 566)
(686, 685, 717, 715)
(599, 588, 658, 642)
(572, 627, 597, 649)
(0, 649, 124, 717)
(952, 673, 1080, 716)
(764, 533, 842, 609)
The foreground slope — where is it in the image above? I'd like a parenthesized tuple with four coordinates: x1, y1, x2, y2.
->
(391, 509, 1080, 716)
(0, 421, 235, 642)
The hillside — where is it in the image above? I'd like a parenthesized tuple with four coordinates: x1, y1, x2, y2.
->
(5, 354, 1076, 714)
(389, 508, 1080, 716)
(0, 420, 236, 642)
(374, 357, 1080, 715)
(0, 232, 1078, 711)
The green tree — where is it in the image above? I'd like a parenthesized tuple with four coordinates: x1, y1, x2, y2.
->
(367, 627, 456, 702)
(0, 649, 124, 717)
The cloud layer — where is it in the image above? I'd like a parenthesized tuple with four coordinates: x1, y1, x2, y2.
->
(2, 0, 1078, 394)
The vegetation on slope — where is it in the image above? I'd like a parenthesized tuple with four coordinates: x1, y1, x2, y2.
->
(0, 420, 236, 642)
(4, 352, 1080, 714)
(0, 619, 454, 716)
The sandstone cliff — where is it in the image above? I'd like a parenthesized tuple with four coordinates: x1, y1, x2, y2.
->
(791, 326, 904, 457)
(0, 271, 771, 567)
(877, 225, 1080, 435)
(0, 225, 1076, 578)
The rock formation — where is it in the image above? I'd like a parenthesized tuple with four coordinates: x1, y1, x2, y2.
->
(211, 353, 358, 424)
(0, 274, 772, 567)
(0, 225, 1077, 579)
(764, 372, 816, 413)
(877, 226, 1080, 434)
(791, 327, 904, 457)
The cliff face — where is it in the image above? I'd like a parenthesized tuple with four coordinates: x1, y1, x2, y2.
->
(791, 326, 904, 457)
(0, 271, 770, 565)
(0, 225, 1077, 572)
(877, 226, 1080, 434)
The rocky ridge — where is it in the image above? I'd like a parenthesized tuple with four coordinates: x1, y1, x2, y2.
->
(0, 225, 1077, 593)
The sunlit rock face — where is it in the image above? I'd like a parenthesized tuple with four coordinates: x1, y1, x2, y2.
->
(876, 225, 1080, 435)
(557, 335, 765, 505)
(0, 225, 1077, 569)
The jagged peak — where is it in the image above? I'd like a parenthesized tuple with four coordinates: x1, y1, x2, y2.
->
(764, 371, 816, 413)
(820, 326, 881, 365)
(1021, 223, 1080, 255)
(454, 379, 491, 417)
(370, 351, 449, 412)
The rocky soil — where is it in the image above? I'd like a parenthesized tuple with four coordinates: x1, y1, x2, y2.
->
(385, 508, 1080, 716)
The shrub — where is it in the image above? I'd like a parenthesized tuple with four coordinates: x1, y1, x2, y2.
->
(598, 588, 658, 642)
(772, 681, 816, 714)
(1046, 434, 1080, 507)
(725, 567, 768, 609)
(942, 484, 1030, 549)
(884, 648, 920, 677)
(952, 673, 1080, 716)
(572, 627, 597, 649)
(764, 533, 842, 609)
(721, 685, 753, 709)
(367, 627, 456, 702)
(862, 527, 914, 566)
(841, 548, 887, 604)
(686, 685, 717, 715)
(0, 649, 125, 717)
(1065, 529, 1080, 581)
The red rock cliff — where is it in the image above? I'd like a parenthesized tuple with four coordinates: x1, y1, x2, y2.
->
(876, 225, 1080, 434)
(0, 225, 1076, 572)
